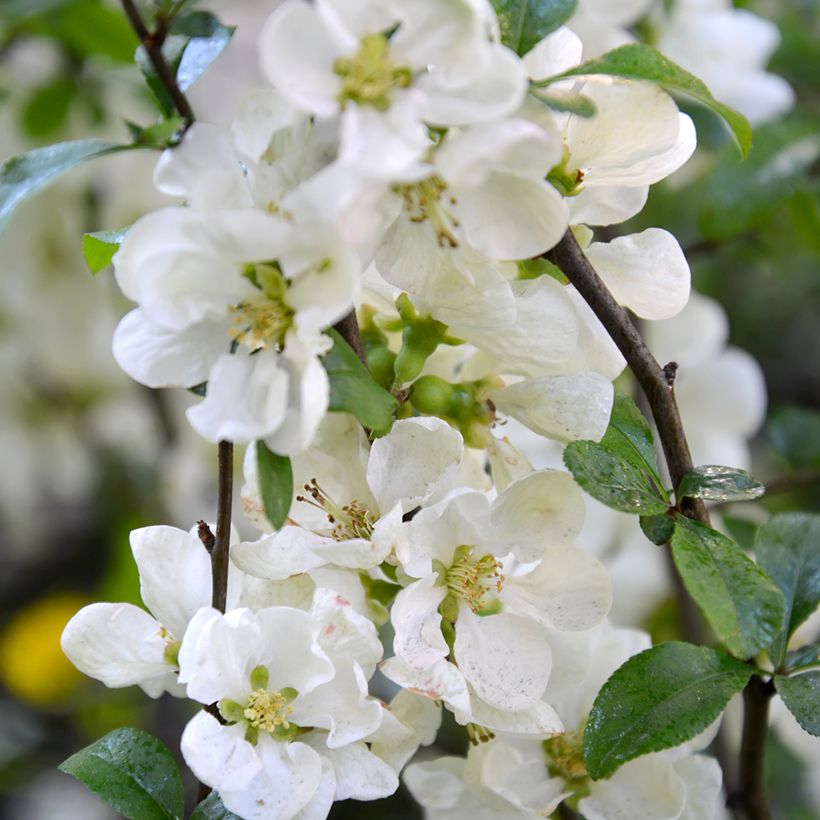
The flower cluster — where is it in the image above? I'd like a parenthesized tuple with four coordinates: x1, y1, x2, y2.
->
(57, 0, 792, 818)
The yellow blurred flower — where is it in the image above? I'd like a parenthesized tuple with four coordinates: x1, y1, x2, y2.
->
(0, 591, 87, 706)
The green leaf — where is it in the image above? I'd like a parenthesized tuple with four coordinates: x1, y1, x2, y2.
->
(530, 87, 597, 117)
(775, 673, 820, 737)
(583, 642, 753, 780)
(755, 514, 820, 667)
(175, 20, 233, 93)
(82, 227, 129, 274)
(640, 512, 675, 545)
(191, 792, 241, 820)
(256, 440, 293, 530)
(785, 642, 820, 673)
(677, 465, 766, 503)
(722, 516, 759, 552)
(670, 517, 785, 660)
(58, 728, 183, 820)
(543, 43, 753, 158)
(0, 140, 128, 232)
(322, 329, 399, 435)
(563, 394, 668, 515)
(769, 405, 820, 470)
(22, 77, 76, 138)
(50, 1, 140, 63)
(516, 256, 569, 283)
(492, 0, 577, 56)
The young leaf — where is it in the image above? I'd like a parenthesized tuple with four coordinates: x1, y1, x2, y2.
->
(82, 227, 129, 274)
(0, 140, 128, 231)
(755, 514, 820, 666)
(175, 20, 233, 93)
(677, 465, 766, 503)
(191, 792, 241, 820)
(640, 512, 675, 545)
(583, 642, 753, 780)
(542, 43, 752, 158)
(322, 329, 399, 435)
(563, 394, 668, 515)
(670, 517, 785, 660)
(492, 0, 577, 56)
(775, 673, 820, 737)
(256, 440, 293, 530)
(59, 728, 183, 820)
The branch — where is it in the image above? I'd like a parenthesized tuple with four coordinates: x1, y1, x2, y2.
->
(333, 309, 368, 367)
(729, 676, 775, 820)
(211, 440, 234, 612)
(120, 0, 196, 127)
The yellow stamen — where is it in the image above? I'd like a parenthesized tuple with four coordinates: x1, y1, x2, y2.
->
(395, 176, 460, 247)
(243, 689, 294, 733)
(444, 547, 504, 613)
(335, 34, 412, 111)
(296, 478, 375, 541)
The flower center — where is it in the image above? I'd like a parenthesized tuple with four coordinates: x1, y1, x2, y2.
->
(443, 545, 503, 614)
(243, 688, 293, 733)
(296, 478, 375, 541)
(335, 33, 413, 111)
(543, 730, 589, 787)
(229, 263, 294, 351)
(395, 176, 460, 248)
(548, 145, 584, 197)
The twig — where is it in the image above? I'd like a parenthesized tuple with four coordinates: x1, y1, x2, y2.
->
(729, 676, 775, 820)
(120, 0, 196, 127)
(762, 466, 820, 497)
(210, 440, 234, 613)
(333, 309, 368, 367)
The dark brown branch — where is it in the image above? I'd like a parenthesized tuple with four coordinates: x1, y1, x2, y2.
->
(120, 0, 196, 126)
(211, 440, 234, 612)
(729, 676, 775, 820)
(333, 309, 368, 367)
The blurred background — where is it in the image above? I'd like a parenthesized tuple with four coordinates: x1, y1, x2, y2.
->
(0, 0, 818, 817)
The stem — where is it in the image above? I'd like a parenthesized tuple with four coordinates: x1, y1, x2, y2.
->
(120, 0, 196, 127)
(730, 676, 775, 820)
(211, 440, 234, 613)
(333, 309, 368, 367)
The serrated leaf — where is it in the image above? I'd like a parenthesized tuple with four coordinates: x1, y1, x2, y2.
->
(785, 642, 820, 672)
(564, 442, 669, 514)
(82, 227, 129, 274)
(543, 43, 752, 158)
(59, 728, 183, 820)
(0, 140, 128, 231)
(775, 673, 820, 737)
(640, 512, 675, 545)
(191, 792, 241, 820)
(583, 642, 753, 780)
(677, 465, 766, 503)
(492, 0, 577, 56)
(322, 329, 399, 435)
(755, 514, 820, 667)
(256, 440, 293, 530)
(563, 394, 668, 515)
(671, 517, 785, 660)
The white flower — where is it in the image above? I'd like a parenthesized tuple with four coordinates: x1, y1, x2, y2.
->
(112, 206, 359, 449)
(179, 590, 396, 819)
(382, 473, 611, 733)
(259, 0, 527, 177)
(234, 415, 465, 578)
(61, 525, 239, 697)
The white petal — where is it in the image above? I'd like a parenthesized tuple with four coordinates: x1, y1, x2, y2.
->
(523, 27, 584, 79)
(454, 605, 552, 710)
(486, 435, 534, 492)
(291, 757, 336, 820)
(504, 545, 612, 630)
(61, 603, 171, 693)
(380, 655, 471, 716)
(489, 470, 585, 561)
(130, 525, 212, 639)
(390, 577, 449, 669)
(153, 123, 250, 209)
(219, 738, 325, 820)
(181, 712, 261, 794)
(675, 755, 723, 820)
(491, 373, 614, 444)
(187, 353, 289, 444)
(314, 741, 398, 800)
(370, 690, 442, 772)
(580, 754, 687, 820)
(259, 1, 343, 119)
(585, 228, 690, 320)
(231, 527, 326, 581)
(112, 309, 229, 389)
(456, 173, 569, 260)
(403, 758, 468, 810)
(568, 184, 649, 226)
(367, 417, 463, 514)
(467, 690, 563, 735)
